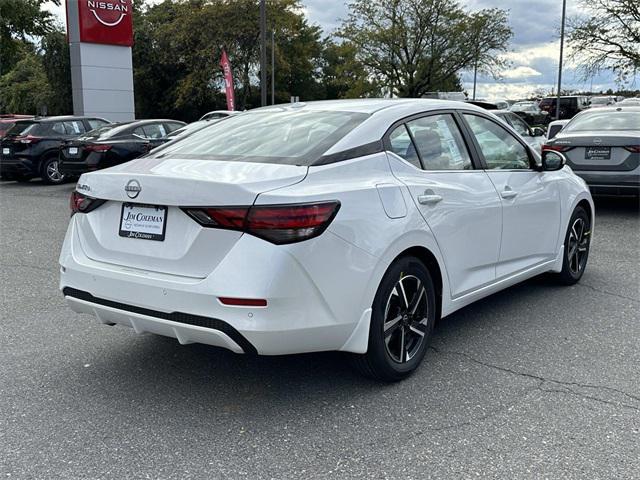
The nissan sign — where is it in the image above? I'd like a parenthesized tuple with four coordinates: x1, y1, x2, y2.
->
(77, 0, 134, 46)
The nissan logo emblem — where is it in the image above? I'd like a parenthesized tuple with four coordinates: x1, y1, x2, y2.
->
(125, 179, 141, 199)
(593, 138, 602, 144)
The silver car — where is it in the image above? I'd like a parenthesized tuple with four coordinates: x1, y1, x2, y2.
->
(544, 106, 640, 196)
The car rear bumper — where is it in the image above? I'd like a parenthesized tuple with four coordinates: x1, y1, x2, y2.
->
(59, 218, 377, 355)
(574, 170, 640, 196)
(0, 157, 37, 176)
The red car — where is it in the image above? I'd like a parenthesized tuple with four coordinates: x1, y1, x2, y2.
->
(0, 115, 34, 139)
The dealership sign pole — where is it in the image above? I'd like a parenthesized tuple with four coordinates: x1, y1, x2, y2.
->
(66, 0, 135, 122)
(220, 50, 236, 111)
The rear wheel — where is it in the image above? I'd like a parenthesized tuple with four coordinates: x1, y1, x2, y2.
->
(555, 206, 591, 285)
(41, 157, 65, 185)
(351, 256, 436, 381)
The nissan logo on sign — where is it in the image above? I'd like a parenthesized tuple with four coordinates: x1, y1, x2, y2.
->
(77, 0, 134, 46)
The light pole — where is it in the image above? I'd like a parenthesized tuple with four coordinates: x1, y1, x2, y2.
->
(260, 0, 267, 107)
(556, 0, 567, 120)
(271, 31, 275, 105)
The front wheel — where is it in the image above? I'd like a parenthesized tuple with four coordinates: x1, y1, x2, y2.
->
(555, 206, 591, 285)
(351, 256, 436, 381)
(41, 157, 65, 185)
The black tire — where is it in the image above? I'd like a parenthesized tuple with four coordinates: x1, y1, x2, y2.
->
(40, 156, 65, 185)
(555, 206, 591, 285)
(351, 256, 436, 382)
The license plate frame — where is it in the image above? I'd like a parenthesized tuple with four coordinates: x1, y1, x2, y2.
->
(119, 203, 168, 242)
(585, 146, 611, 160)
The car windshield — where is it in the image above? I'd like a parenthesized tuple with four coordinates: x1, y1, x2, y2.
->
(563, 111, 640, 132)
(155, 109, 369, 165)
(590, 97, 610, 105)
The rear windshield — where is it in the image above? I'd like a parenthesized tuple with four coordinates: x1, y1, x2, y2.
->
(563, 111, 640, 132)
(5, 121, 40, 136)
(78, 123, 128, 141)
(154, 109, 369, 165)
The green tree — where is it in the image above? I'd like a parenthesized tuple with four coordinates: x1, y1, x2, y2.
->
(568, 0, 640, 83)
(41, 29, 72, 115)
(320, 39, 378, 98)
(338, 0, 512, 97)
(0, 0, 59, 75)
(0, 48, 52, 114)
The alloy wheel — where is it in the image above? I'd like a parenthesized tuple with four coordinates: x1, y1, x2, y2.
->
(567, 217, 590, 276)
(46, 160, 64, 183)
(383, 274, 429, 363)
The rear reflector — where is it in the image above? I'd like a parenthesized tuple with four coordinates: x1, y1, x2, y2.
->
(218, 297, 268, 307)
(542, 144, 571, 153)
(85, 144, 112, 153)
(70, 191, 106, 216)
(182, 201, 340, 244)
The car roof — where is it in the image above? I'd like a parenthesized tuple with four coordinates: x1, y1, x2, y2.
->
(31, 115, 109, 123)
(248, 99, 487, 156)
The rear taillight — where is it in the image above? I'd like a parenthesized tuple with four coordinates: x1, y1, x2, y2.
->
(17, 135, 41, 144)
(85, 144, 112, 153)
(70, 191, 106, 216)
(624, 146, 640, 153)
(542, 144, 570, 153)
(182, 201, 340, 244)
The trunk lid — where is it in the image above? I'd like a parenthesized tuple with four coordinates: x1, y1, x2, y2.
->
(552, 132, 639, 172)
(74, 157, 308, 278)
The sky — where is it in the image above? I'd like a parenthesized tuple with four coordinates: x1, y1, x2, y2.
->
(47, 0, 637, 100)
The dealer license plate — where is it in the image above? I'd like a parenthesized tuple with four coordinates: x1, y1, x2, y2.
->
(585, 146, 610, 160)
(119, 203, 167, 241)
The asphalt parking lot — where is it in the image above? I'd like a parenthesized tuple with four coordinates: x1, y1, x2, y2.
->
(1, 180, 638, 479)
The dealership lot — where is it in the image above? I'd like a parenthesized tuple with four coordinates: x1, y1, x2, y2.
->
(1, 181, 638, 478)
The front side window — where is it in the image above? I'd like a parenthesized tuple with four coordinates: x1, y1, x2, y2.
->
(88, 119, 108, 130)
(63, 121, 86, 135)
(406, 114, 472, 170)
(506, 113, 530, 137)
(155, 110, 369, 165)
(464, 114, 531, 170)
(142, 124, 167, 139)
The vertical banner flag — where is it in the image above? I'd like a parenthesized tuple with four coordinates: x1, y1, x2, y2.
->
(220, 49, 236, 111)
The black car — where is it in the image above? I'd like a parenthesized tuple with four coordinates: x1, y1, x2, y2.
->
(58, 119, 185, 177)
(538, 96, 590, 120)
(0, 116, 110, 184)
(509, 101, 549, 125)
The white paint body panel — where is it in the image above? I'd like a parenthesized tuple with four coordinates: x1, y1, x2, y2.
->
(59, 99, 594, 356)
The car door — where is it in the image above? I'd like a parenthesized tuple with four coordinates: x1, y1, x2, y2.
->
(461, 113, 562, 279)
(386, 112, 503, 298)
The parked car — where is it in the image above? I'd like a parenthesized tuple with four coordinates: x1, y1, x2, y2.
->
(199, 110, 237, 121)
(0, 116, 110, 184)
(0, 115, 34, 139)
(59, 119, 186, 177)
(588, 96, 617, 108)
(538, 96, 590, 119)
(619, 98, 640, 106)
(543, 106, 640, 196)
(546, 119, 570, 140)
(493, 110, 546, 150)
(60, 99, 593, 381)
(509, 101, 549, 125)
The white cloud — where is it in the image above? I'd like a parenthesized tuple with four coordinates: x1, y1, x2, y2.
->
(501, 66, 542, 79)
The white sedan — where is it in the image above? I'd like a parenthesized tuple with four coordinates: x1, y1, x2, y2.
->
(60, 99, 593, 381)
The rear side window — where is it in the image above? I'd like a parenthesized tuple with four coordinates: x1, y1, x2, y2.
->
(405, 114, 472, 170)
(63, 121, 86, 135)
(88, 119, 109, 130)
(165, 122, 184, 132)
(388, 125, 421, 168)
(51, 122, 66, 135)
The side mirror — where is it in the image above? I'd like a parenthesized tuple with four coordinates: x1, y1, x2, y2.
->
(541, 150, 566, 171)
(531, 127, 546, 137)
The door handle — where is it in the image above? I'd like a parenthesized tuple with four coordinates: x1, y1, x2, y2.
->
(417, 189, 443, 205)
(501, 187, 518, 199)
